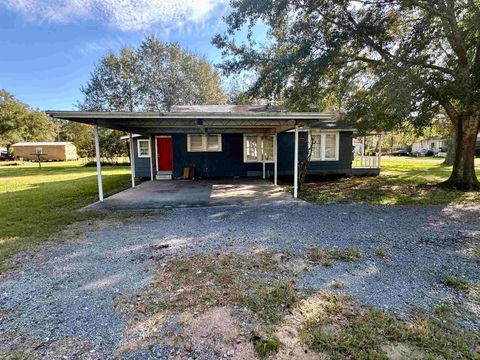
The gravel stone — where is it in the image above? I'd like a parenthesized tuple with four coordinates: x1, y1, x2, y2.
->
(1, 202, 479, 358)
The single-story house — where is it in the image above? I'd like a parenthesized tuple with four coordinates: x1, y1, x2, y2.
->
(47, 105, 381, 200)
(11, 142, 78, 161)
(411, 137, 448, 154)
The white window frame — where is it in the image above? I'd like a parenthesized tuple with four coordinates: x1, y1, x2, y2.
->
(243, 134, 276, 163)
(137, 139, 151, 158)
(309, 131, 340, 161)
(187, 134, 222, 152)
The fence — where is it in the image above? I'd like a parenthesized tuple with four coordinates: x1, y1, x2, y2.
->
(353, 154, 380, 168)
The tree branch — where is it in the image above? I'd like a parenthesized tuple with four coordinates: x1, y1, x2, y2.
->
(415, 61, 456, 76)
(341, 6, 394, 61)
(418, 0, 469, 71)
(441, 99, 459, 126)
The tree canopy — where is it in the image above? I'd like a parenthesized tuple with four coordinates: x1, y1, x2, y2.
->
(79, 36, 227, 112)
(0, 90, 56, 147)
(214, 0, 480, 189)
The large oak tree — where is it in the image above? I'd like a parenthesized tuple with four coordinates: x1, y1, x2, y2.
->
(214, 0, 480, 190)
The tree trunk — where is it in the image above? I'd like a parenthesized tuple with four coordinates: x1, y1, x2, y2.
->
(443, 113, 480, 190)
(442, 137, 455, 165)
(298, 132, 313, 191)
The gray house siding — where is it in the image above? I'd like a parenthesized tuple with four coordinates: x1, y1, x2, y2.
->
(133, 131, 353, 179)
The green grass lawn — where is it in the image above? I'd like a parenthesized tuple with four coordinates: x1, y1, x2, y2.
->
(300, 157, 480, 205)
(0, 160, 131, 272)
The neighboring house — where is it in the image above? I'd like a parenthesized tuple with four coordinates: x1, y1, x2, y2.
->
(413, 135, 480, 157)
(47, 105, 379, 200)
(11, 142, 78, 161)
(411, 137, 447, 154)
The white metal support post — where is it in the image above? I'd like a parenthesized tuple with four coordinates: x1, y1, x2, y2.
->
(262, 138, 266, 179)
(361, 136, 365, 167)
(129, 133, 135, 188)
(149, 135, 154, 181)
(378, 134, 382, 169)
(293, 125, 299, 199)
(94, 124, 104, 202)
(274, 133, 278, 186)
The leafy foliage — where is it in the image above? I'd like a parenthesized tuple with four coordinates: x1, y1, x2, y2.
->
(58, 121, 94, 158)
(0, 89, 56, 147)
(57, 121, 126, 160)
(79, 36, 227, 112)
(215, 0, 479, 123)
(77, 37, 227, 161)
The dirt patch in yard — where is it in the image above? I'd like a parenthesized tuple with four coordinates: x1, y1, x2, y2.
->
(117, 251, 298, 317)
(116, 250, 480, 359)
(179, 307, 257, 359)
(116, 251, 301, 358)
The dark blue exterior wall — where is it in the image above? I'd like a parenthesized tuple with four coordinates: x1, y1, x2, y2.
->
(277, 131, 353, 176)
(133, 131, 353, 179)
(171, 133, 272, 178)
(132, 136, 155, 178)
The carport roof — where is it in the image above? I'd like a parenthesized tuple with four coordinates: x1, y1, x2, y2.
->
(46, 107, 354, 134)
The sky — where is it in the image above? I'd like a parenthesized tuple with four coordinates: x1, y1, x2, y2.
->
(0, 0, 265, 110)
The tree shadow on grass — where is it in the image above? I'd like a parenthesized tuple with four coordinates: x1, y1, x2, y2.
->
(0, 172, 131, 270)
(301, 175, 480, 205)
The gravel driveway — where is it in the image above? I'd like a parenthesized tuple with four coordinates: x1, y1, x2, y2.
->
(1, 202, 479, 358)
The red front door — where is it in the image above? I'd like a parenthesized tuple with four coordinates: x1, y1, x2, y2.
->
(157, 137, 173, 172)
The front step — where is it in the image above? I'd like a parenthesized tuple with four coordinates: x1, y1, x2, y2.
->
(156, 171, 172, 180)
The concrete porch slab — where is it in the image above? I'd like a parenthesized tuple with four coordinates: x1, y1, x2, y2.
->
(84, 179, 296, 211)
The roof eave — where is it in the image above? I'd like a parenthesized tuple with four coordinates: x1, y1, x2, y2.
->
(45, 110, 333, 120)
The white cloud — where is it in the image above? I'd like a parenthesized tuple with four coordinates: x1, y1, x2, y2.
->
(2, 0, 227, 31)
(77, 37, 127, 55)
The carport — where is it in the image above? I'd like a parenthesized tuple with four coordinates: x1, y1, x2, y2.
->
(83, 178, 296, 210)
(47, 107, 337, 202)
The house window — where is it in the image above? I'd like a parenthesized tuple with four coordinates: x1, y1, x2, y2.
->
(325, 134, 337, 160)
(245, 135, 259, 161)
(243, 134, 276, 162)
(206, 134, 221, 151)
(310, 132, 339, 161)
(137, 139, 150, 158)
(35, 147, 43, 154)
(189, 134, 204, 151)
(262, 135, 274, 161)
(187, 134, 222, 152)
(311, 135, 321, 160)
